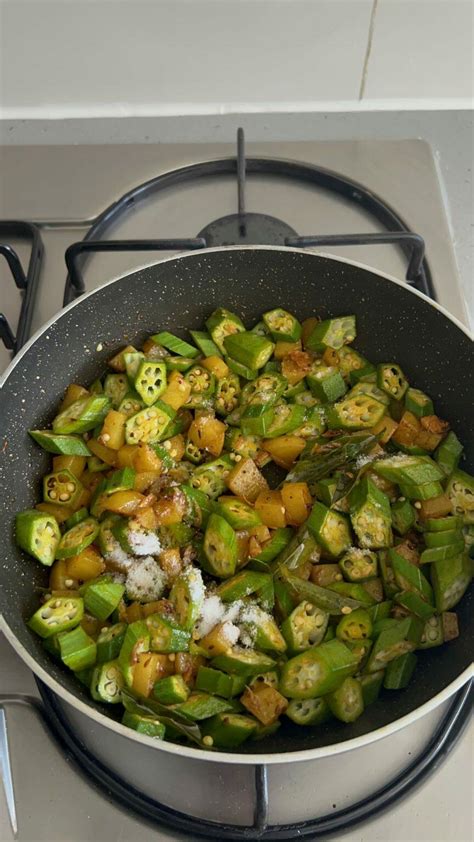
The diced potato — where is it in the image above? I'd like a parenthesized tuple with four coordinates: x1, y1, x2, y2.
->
(200, 623, 235, 656)
(67, 546, 105, 581)
(254, 490, 287, 529)
(36, 502, 73, 524)
(281, 350, 313, 385)
(73, 487, 92, 510)
(202, 356, 229, 378)
(371, 415, 399, 445)
(188, 415, 226, 457)
(123, 602, 144, 623)
(141, 599, 174, 618)
(161, 371, 192, 411)
(131, 505, 158, 530)
(81, 614, 103, 638)
(393, 539, 420, 566)
(49, 558, 78, 590)
(133, 443, 162, 472)
(235, 529, 251, 569)
(134, 471, 161, 492)
(322, 347, 340, 366)
(59, 383, 89, 411)
(226, 458, 269, 503)
(273, 340, 302, 360)
(103, 490, 146, 515)
(159, 548, 182, 583)
(301, 317, 319, 348)
(175, 653, 207, 687)
(418, 494, 452, 520)
(154, 493, 187, 525)
(117, 444, 139, 468)
(108, 345, 136, 372)
(392, 411, 420, 447)
(132, 652, 173, 697)
(167, 434, 185, 461)
(241, 684, 288, 725)
(249, 524, 271, 543)
(262, 435, 306, 470)
(281, 482, 312, 525)
(52, 455, 86, 478)
(98, 410, 127, 450)
(88, 438, 117, 466)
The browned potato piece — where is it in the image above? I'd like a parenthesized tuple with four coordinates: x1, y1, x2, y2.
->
(226, 457, 269, 503)
(241, 684, 288, 726)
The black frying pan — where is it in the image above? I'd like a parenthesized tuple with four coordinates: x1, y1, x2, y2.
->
(0, 246, 472, 755)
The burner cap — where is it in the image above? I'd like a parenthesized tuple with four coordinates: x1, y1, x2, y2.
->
(198, 212, 298, 246)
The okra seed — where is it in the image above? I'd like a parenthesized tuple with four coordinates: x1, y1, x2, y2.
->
(203, 736, 214, 747)
(59, 493, 70, 501)
(65, 578, 74, 587)
(41, 608, 53, 618)
(341, 606, 352, 615)
(414, 501, 422, 509)
(49, 491, 57, 500)
(101, 434, 110, 442)
(53, 600, 62, 608)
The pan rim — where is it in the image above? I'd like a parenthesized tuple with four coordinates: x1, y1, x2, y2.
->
(1, 245, 472, 765)
(1, 245, 472, 391)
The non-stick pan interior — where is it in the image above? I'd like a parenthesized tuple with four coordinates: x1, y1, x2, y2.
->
(0, 247, 472, 755)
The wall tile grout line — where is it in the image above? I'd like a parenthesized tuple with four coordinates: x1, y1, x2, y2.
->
(359, 0, 379, 100)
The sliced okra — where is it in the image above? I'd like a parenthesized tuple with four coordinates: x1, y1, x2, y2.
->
(202, 513, 238, 578)
(52, 395, 111, 435)
(215, 373, 240, 415)
(103, 373, 129, 409)
(280, 639, 358, 699)
(262, 308, 302, 342)
(348, 476, 392, 550)
(16, 509, 60, 566)
(134, 361, 167, 406)
(81, 576, 125, 621)
(281, 600, 329, 654)
(223, 331, 274, 371)
(305, 316, 356, 352)
(55, 517, 99, 559)
(122, 711, 165, 738)
(153, 674, 190, 705)
(145, 613, 191, 653)
(125, 401, 176, 444)
(376, 363, 409, 400)
(151, 331, 199, 358)
(96, 623, 127, 662)
(58, 625, 97, 671)
(43, 468, 83, 508)
(29, 430, 91, 456)
(286, 697, 331, 726)
(205, 308, 245, 354)
(28, 596, 84, 638)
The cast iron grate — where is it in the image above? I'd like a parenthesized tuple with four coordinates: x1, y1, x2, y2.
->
(63, 128, 434, 303)
(0, 129, 434, 353)
(0, 221, 44, 354)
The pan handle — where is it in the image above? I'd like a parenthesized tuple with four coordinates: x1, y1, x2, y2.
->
(285, 232, 427, 289)
(64, 238, 207, 305)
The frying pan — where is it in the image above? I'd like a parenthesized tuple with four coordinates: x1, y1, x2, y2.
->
(0, 246, 472, 761)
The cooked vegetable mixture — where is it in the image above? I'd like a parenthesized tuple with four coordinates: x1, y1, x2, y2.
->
(17, 308, 473, 749)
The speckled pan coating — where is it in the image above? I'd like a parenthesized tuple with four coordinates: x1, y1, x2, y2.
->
(0, 247, 472, 755)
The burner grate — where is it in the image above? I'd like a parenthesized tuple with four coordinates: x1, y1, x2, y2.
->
(0, 222, 43, 355)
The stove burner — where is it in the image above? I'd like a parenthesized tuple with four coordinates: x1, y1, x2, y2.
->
(0, 128, 435, 352)
(198, 212, 298, 246)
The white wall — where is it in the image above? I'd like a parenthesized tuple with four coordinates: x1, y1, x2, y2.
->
(0, 0, 472, 121)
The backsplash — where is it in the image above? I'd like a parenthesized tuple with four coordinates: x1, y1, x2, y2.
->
(0, 0, 472, 121)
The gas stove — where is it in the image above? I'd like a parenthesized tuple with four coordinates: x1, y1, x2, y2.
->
(0, 131, 471, 841)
